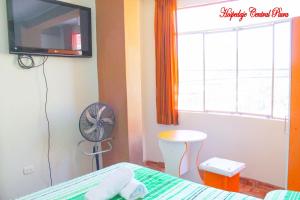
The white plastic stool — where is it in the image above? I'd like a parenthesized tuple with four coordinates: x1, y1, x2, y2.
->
(199, 157, 245, 192)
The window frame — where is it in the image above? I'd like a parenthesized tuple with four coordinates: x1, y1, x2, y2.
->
(177, 20, 292, 120)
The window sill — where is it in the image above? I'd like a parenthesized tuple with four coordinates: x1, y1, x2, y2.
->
(178, 110, 287, 122)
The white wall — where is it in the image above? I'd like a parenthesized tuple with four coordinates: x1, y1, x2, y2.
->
(140, 0, 289, 187)
(0, 0, 98, 199)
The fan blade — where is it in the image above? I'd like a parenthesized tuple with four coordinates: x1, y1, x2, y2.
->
(99, 126, 104, 139)
(84, 125, 97, 134)
(86, 111, 97, 124)
(102, 118, 114, 125)
(97, 106, 106, 121)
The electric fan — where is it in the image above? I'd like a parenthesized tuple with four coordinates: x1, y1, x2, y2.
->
(78, 102, 115, 170)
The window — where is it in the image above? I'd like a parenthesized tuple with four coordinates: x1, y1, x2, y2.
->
(177, 9, 291, 119)
(178, 34, 204, 111)
(72, 33, 82, 50)
(238, 27, 273, 116)
(205, 31, 236, 112)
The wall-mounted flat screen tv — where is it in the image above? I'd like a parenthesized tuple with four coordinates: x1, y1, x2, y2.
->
(6, 0, 92, 57)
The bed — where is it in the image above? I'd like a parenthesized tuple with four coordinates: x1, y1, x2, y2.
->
(17, 162, 299, 200)
(265, 190, 300, 200)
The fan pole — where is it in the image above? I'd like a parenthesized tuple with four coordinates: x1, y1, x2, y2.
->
(93, 145, 100, 170)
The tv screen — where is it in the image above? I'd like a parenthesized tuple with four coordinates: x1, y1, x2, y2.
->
(6, 0, 92, 57)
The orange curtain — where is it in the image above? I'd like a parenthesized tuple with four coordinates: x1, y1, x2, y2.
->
(155, 0, 179, 125)
(288, 17, 300, 191)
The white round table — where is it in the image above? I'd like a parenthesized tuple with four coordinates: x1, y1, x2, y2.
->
(158, 130, 207, 183)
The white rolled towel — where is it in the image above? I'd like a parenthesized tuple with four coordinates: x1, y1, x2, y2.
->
(85, 167, 133, 200)
(120, 179, 148, 200)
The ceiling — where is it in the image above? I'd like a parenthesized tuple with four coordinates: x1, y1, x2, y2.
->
(177, 0, 239, 9)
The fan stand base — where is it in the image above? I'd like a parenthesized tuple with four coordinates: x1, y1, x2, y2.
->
(77, 138, 113, 170)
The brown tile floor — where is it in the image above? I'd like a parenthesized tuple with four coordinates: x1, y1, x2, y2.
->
(144, 161, 282, 199)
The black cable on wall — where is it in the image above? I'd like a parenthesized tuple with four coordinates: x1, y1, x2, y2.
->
(17, 55, 53, 186)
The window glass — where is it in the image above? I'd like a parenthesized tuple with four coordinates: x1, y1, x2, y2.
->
(273, 22, 291, 119)
(205, 31, 236, 112)
(238, 27, 273, 115)
(178, 34, 204, 111)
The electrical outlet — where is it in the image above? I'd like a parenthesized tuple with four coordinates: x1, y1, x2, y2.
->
(23, 165, 35, 175)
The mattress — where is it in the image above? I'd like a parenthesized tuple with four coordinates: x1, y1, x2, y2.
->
(16, 162, 267, 200)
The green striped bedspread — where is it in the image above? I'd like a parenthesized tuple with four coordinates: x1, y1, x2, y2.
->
(265, 190, 300, 200)
(16, 162, 295, 200)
